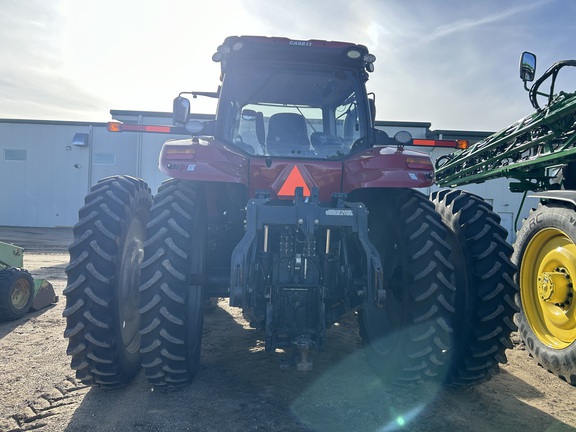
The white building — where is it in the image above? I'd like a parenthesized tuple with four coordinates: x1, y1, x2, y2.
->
(0, 111, 537, 242)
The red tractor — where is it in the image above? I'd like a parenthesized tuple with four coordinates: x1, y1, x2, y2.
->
(63, 36, 517, 388)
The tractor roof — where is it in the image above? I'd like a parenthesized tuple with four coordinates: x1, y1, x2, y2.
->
(212, 35, 375, 74)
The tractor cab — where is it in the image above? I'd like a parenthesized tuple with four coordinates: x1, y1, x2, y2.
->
(173, 36, 377, 160)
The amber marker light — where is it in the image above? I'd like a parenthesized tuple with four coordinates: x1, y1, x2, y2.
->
(107, 121, 173, 133)
(107, 121, 123, 132)
(456, 139, 469, 149)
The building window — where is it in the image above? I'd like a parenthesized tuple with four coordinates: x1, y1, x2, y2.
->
(4, 149, 27, 161)
(93, 153, 116, 165)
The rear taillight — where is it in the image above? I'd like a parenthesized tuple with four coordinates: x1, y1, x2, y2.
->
(163, 147, 196, 159)
(406, 156, 433, 170)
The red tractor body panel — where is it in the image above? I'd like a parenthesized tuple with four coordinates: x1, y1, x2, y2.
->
(159, 137, 249, 185)
(343, 146, 435, 192)
(248, 158, 342, 202)
(159, 137, 435, 200)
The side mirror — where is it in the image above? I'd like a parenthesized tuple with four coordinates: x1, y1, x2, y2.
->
(173, 96, 191, 125)
(520, 52, 537, 82)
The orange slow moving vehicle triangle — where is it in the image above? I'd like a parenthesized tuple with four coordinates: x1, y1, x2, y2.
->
(278, 165, 311, 197)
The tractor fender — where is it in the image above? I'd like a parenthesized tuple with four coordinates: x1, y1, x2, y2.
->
(158, 137, 249, 184)
(342, 146, 435, 192)
(531, 190, 576, 208)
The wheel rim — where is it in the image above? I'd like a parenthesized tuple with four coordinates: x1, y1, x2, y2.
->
(521, 227, 576, 349)
(118, 217, 146, 354)
(12, 276, 32, 310)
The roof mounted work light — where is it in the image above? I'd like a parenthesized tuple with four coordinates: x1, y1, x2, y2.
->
(363, 54, 376, 63)
(346, 49, 362, 59)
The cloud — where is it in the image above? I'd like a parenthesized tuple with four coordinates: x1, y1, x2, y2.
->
(355, 0, 573, 130)
(0, 0, 109, 120)
(0, 0, 573, 131)
(422, 0, 556, 43)
(240, 0, 383, 48)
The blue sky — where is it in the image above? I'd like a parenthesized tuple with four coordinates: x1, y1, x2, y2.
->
(0, 0, 573, 131)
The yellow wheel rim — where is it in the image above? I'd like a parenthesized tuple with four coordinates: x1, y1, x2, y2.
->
(521, 228, 576, 349)
(11, 276, 32, 310)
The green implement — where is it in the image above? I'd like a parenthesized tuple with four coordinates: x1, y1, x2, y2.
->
(435, 60, 576, 192)
(0, 240, 58, 321)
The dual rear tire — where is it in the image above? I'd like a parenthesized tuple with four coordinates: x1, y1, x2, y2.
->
(360, 188, 518, 386)
(358, 189, 455, 385)
(63, 176, 205, 388)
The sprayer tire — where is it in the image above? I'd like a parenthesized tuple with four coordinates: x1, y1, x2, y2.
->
(513, 204, 576, 385)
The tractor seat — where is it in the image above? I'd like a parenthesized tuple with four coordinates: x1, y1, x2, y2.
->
(266, 113, 310, 156)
